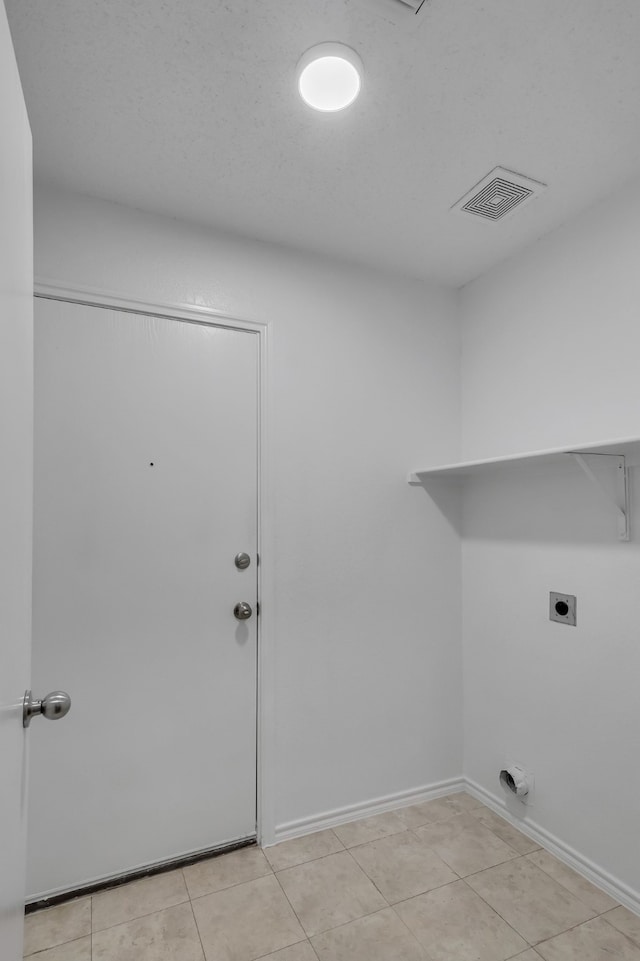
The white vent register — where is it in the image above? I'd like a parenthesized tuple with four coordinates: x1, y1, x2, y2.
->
(353, 0, 429, 20)
(392, 0, 428, 10)
(452, 167, 546, 222)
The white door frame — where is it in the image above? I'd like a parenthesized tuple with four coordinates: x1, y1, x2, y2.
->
(33, 280, 276, 847)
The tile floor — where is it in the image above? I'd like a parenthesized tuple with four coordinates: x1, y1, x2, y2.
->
(24, 792, 640, 961)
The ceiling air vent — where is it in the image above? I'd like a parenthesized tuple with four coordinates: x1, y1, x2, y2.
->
(392, 0, 428, 11)
(353, 0, 429, 21)
(451, 167, 547, 223)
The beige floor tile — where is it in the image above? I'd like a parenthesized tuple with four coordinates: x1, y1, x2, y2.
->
(92, 902, 204, 961)
(349, 830, 458, 903)
(466, 858, 596, 944)
(191, 873, 305, 961)
(396, 797, 461, 828)
(395, 803, 442, 830)
(535, 916, 640, 960)
(603, 906, 640, 946)
(312, 906, 428, 961)
(92, 869, 189, 932)
(513, 953, 543, 960)
(332, 811, 407, 848)
(183, 845, 272, 899)
(24, 935, 91, 961)
(414, 813, 519, 877)
(264, 830, 344, 872)
(275, 850, 387, 937)
(394, 879, 527, 961)
(445, 792, 485, 814)
(24, 899, 91, 956)
(472, 808, 541, 855)
(260, 943, 319, 961)
(526, 850, 618, 914)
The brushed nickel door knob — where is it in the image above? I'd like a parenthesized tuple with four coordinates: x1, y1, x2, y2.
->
(23, 690, 72, 728)
(233, 602, 252, 621)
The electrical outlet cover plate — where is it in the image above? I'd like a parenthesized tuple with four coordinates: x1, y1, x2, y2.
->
(549, 592, 576, 626)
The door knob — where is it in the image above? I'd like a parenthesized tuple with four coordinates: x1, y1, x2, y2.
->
(23, 690, 71, 728)
(233, 602, 252, 621)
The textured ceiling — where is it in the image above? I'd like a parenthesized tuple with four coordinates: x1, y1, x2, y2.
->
(6, 0, 640, 286)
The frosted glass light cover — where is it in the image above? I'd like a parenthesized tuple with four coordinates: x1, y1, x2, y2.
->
(296, 43, 363, 112)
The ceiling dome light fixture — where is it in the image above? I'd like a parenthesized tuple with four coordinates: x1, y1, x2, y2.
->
(296, 42, 363, 112)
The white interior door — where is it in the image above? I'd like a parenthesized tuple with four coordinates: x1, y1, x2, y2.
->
(0, 2, 33, 957)
(28, 298, 259, 898)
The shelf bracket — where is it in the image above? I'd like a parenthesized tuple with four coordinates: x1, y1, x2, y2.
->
(570, 453, 630, 541)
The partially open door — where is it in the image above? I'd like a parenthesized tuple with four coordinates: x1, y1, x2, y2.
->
(0, 2, 33, 958)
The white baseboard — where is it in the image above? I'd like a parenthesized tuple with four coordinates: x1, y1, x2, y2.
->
(464, 777, 640, 918)
(270, 777, 465, 845)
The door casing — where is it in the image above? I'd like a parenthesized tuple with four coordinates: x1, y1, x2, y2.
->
(33, 280, 277, 849)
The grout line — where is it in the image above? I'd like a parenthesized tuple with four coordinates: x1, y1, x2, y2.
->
(187, 898, 207, 961)
(343, 846, 391, 906)
(23, 899, 94, 958)
(387, 901, 440, 956)
(338, 826, 408, 852)
(458, 873, 536, 950)
(271, 864, 312, 939)
(185, 867, 275, 902)
(252, 938, 319, 961)
(467, 811, 543, 855)
(23, 933, 92, 959)
(452, 852, 522, 881)
(503, 857, 603, 925)
(377, 850, 526, 944)
(389, 875, 464, 909)
(272, 848, 356, 880)
(188, 874, 273, 906)
(91, 897, 191, 936)
(306, 905, 392, 940)
(529, 914, 616, 948)
(536, 913, 640, 951)
(457, 861, 612, 949)
(180, 866, 189, 897)
(505, 949, 536, 960)
(404, 811, 523, 882)
(401, 814, 458, 832)
(272, 849, 392, 943)
(599, 914, 640, 953)
(521, 851, 621, 916)
(262, 834, 346, 871)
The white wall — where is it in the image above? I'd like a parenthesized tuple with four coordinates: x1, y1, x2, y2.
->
(460, 179, 640, 901)
(31, 184, 462, 886)
(0, 1, 32, 954)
